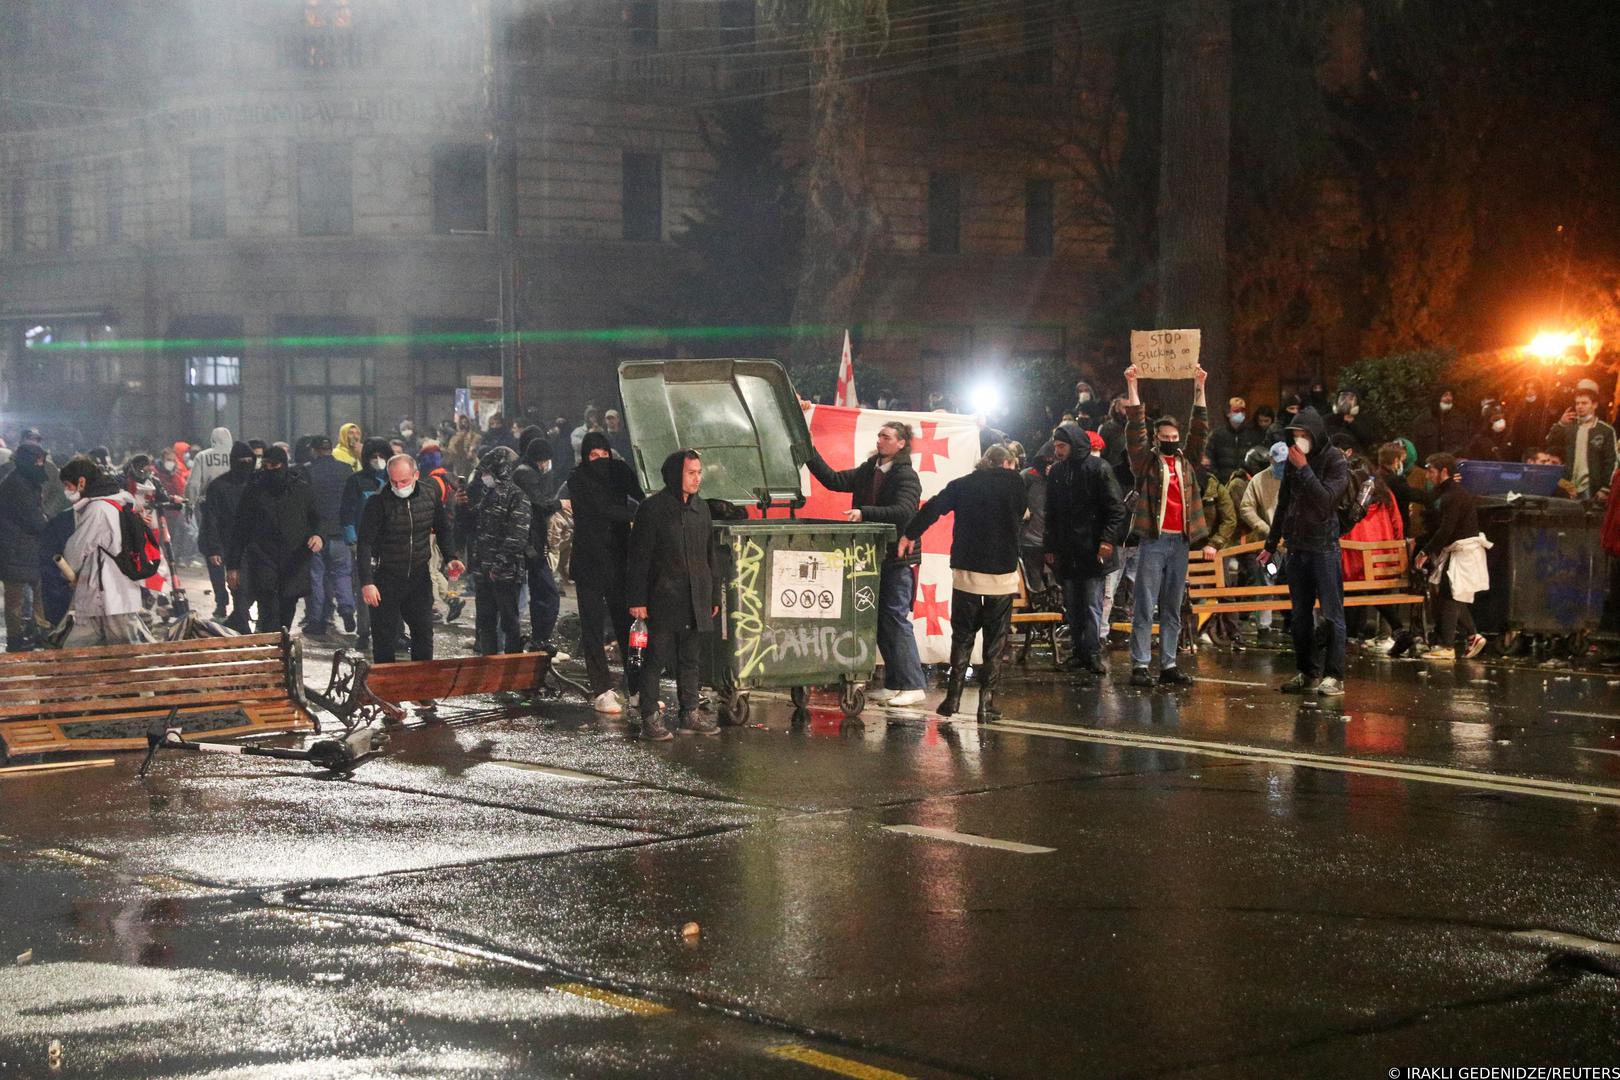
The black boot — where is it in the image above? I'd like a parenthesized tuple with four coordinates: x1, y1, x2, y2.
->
(977, 596, 1012, 722)
(937, 665, 967, 716)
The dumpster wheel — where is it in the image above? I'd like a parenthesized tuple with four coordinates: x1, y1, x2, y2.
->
(839, 680, 866, 719)
(790, 686, 810, 711)
(723, 691, 750, 726)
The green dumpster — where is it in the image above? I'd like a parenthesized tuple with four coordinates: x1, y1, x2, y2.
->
(618, 359, 892, 723)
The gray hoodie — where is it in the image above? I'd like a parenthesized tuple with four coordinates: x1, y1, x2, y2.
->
(185, 427, 235, 503)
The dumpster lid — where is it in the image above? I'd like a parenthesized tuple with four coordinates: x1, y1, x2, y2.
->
(616, 359, 812, 508)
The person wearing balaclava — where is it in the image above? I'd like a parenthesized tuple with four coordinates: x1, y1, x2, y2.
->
(340, 437, 394, 649)
(200, 441, 259, 627)
(1412, 388, 1467, 461)
(227, 445, 321, 634)
(626, 449, 721, 740)
(566, 429, 644, 714)
(462, 447, 531, 657)
(1043, 420, 1126, 680)
(0, 443, 52, 651)
(513, 435, 565, 653)
(1262, 406, 1351, 697)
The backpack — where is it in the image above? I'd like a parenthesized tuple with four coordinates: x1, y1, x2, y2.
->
(1337, 471, 1374, 537)
(98, 498, 163, 581)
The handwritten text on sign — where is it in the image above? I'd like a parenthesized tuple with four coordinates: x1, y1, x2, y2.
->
(1130, 329, 1202, 379)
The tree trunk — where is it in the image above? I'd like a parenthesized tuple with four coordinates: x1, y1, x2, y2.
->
(787, 33, 880, 377)
(1156, 0, 1231, 416)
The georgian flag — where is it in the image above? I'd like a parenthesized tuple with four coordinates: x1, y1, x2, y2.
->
(778, 405, 980, 664)
(834, 330, 858, 407)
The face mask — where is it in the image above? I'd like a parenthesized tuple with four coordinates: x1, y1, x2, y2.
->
(481, 474, 497, 489)
(392, 483, 416, 499)
(230, 459, 254, 476)
(1229, 412, 1245, 426)
(540, 462, 552, 474)
(1438, 401, 1453, 413)
(369, 457, 387, 472)
(64, 488, 82, 504)
(1492, 418, 1506, 433)
(400, 426, 414, 438)
(1294, 435, 1311, 454)
(1077, 392, 1092, 404)
(1158, 440, 1179, 456)
(1526, 394, 1537, 403)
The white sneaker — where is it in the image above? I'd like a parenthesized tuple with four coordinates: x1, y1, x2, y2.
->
(551, 650, 571, 663)
(592, 691, 622, 715)
(1370, 637, 1395, 652)
(867, 688, 896, 704)
(886, 689, 926, 708)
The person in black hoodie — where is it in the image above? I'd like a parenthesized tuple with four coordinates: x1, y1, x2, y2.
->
(0, 444, 50, 651)
(200, 441, 258, 628)
(1262, 406, 1351, 697)
(1043, 421, 1126, 677)
(340, 438, 393, 649)
(466, 447, 531, 656)
(900, 444, 1028, 721)
(513, 431, 564, 651)
(1412, 388, 1468, 461)
(804, 419, 925, 706)
(567, 430, 644, 713)
(227, 446, 321, 633)
(1464, 403, 1516, 462)
(627, 449, 720, 740)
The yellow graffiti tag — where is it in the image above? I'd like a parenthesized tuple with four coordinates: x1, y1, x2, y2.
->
(731, 536, 773, 680)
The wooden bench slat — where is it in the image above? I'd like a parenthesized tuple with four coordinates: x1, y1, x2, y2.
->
(0, 633, 284, 666)
(0, 687, 287, 721)
(0, 657, 285, 684)
(0, 672, 285, 705)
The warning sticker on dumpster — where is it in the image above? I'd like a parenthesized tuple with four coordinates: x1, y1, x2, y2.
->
(769, 550, 844, 620)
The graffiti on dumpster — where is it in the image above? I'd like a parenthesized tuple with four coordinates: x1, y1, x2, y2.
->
(729, 535, 883, 681)
(1522, 529, 1596, 631)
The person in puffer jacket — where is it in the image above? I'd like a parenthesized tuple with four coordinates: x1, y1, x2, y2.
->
(467, 446, 531, 655)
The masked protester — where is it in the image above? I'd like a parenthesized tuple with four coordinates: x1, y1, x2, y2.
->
(1122, 364, 1219, 689)
(566, 430, 645, 714)
(333, 423, 363, 471)
(397, 418, 421, 455)
(1043, 422, 1126, 678)
(901, 445, 1029, 720)
(1412, 389, 1467, 461)
(627, 450, 721, 740)
(1207, 396, 1264, 476)
(512, 435, 565, 653)
(60, 456, 146, 647)
(417, 439, 466, 624)
(356, 454, 463, 664)
(0, 444, 51, 651)
(227, 446, 321, 633)
(465, 447, 531, 656)
(200, 442, 258, 627)
(1262, 408, 1351, 696)
(1465, 403, 1516, 462)
(340, 438, 394, 650)
(304, 435, 357, 638)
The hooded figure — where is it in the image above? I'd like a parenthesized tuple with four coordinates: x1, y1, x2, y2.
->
(0, 444, 50, 650)
(512, 435, 564, 649)
(1043, 420, 1127, 676)
(199, 441, 258, 626)
(567, 428, 645, 707)
(334, 423, 364, 471)
(61, 458, 147, 646)
(186, 426, 236, 503)
(626, 449, 721, 738)
(340, 437, 395, 547)
(1412, 389, 1468, 461)
(464, 446, 530, 655)
(1264, 406, 1351, 694)
(227, 445, 321, 632)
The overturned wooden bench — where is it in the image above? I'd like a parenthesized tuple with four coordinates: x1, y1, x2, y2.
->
(311, 648, 582, 730)
(0, 632, 315, 763)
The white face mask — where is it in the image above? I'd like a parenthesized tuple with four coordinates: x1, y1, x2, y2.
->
(1077, 392, 1092, 404)
(400, 426, 414, 438)
(391, 483, 415, 499)
(1438, 401, 1453, 413)
(64, 489, 82, 504)
(1526, 394, 1537, 403)
(1294, 435, 1311, 454)
(481, 474, 497, 488)
(369, 457, 387, 472)
(1492, 418, 1506, 433)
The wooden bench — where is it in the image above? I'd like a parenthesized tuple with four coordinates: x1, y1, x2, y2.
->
(1189, 539, 1425, 636)
(311, 648, 586, 730)
(1010, 569, 1067, 668)
(0, 632, 314, 763)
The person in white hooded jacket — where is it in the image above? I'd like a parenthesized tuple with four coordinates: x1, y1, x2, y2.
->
(185, 427, 235, 503)
(60, 457, 146, 647)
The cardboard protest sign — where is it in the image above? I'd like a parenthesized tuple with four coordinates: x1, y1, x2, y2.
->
(1130, 329, 1201, 379)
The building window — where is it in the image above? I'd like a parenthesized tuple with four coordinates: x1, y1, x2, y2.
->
(22, 322, 123, 386)
(7, 182, 24, 254)
(293, 0, 356, 67)
(189, 147, 226, 240)
(622, 151, 662, 242)
(410, 317, 499, 424)
(927, 171, 960, 255)
(174, 317, 245, 438)
(626, 0, 658, 49)
(432, 144, 488, 234)
(719, 0, 754, 46)
(1024, 179, 1054, 256)
(297, 143, 352, 236)
(53, 164, 72, 250)
(103, 159, 123, 245)
(278, 317, 373, 438)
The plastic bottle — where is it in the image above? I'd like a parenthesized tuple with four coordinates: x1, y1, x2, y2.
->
(627, 617, 648, 688)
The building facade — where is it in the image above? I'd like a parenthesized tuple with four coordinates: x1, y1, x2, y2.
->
(0, 0, 1115, 451)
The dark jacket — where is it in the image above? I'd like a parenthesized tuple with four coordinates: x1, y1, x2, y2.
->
(226, 473, 321, 598)
(1324, 409, 1376, 454)
(626, 453, 720, 633)
(340, 439, 394, 545)
(566, 456, 643, 582)
(307, 453, 353, 538)
(471, 478, 532, 584)
(199, 468, 253, 559)
(1463, 424, 1516, 463)
(1098, 413, 1128, 471)
(1412, 406, 1469, 461)
(1548, 417, 1618, 500)
(1044, 425, 1126, 580)
(37, 509, 75, 624)
(0, 467, 48, 582)
(1381, 468, 1433, 537)
(512, 463, 563, 561)
(904, 465, 1028, 575)
(1266, 407, 1351, 555)
(806, 447, 920, 565)
(1421, 476, 1481, 558)
(355, 481, 455, 586)
(1206, 419, 1264, 477)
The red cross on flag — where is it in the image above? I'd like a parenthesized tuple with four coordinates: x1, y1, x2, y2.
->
(784, 404, 980, 663)
(833, 330, 858, 407)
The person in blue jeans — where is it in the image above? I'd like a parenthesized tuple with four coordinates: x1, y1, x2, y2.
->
(304, 436, 356, 637)
(1122, 363, 1218, 688)
(803, 417, 926, 708)
(1261, 406, 1351, 697)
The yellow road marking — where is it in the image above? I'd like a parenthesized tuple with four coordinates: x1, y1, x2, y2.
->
(767, 1043, 914, 1080)
(35, 847, 107, 868)
(137, 873, 218, 894)
(552, 982, 672, 1016)
(389, 940, 476, 967)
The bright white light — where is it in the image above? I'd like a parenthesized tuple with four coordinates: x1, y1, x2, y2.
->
(1526, 330, 1578, 359)
(966, 382, 1002, 416)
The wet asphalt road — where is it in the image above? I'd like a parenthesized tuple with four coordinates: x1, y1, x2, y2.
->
(5, 640, 1620, 1078)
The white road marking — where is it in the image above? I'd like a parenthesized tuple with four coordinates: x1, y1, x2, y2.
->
(486, 761, 605, 783)
(1553, 711, 1620, 721)
(882, 824, 1054, 854)
(1191, 677, 1269, 687)
(1573, 746, 1620, 758)
(987, 719, 1620, 808)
